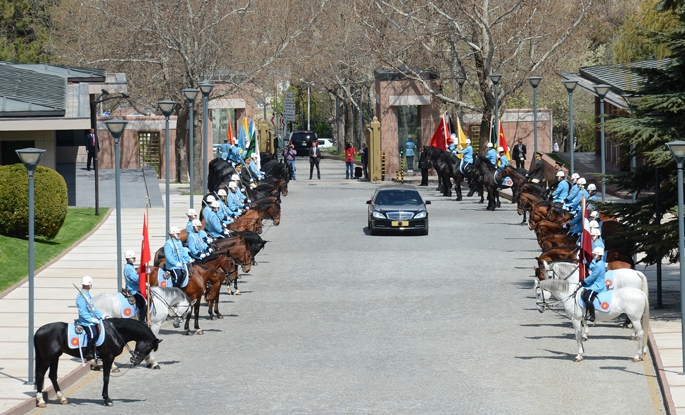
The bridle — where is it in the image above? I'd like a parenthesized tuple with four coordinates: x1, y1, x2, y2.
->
(149, 288, 194, 327)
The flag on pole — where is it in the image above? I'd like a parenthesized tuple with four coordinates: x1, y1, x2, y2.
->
(227, 117, 234, 145)
(490, 116, 498, 147)
(497, 120, 510, 159)
(456, 117, 468, 158)
(578, 196, 593, 281)
(429, 114, 449, 150)
(238, 122, 246, 152)
(139, 208, 151, 299)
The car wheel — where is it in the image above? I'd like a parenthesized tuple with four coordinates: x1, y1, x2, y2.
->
(368, 220, 377, 236)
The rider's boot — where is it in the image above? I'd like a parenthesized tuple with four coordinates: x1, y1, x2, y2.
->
(585, 302, 596, 322)
(466, 182, 476, 197)
(83, 341, 96, 361)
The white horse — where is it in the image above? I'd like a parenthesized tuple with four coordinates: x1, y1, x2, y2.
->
(535, 279, 650, 362)
(93, 287, 191, 369)
(541, 260, 648, 296)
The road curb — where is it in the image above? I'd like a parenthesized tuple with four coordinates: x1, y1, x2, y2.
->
(0, 209, 112, 300)
(648, 328, 677, 415)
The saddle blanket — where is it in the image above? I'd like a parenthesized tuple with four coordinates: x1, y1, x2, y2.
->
(578, 271, 615, 313)
(158, 268, 188, 288)
(117, 292, 138, 318)
(497, 176, 513, 187)
(67, 320, 106, 349)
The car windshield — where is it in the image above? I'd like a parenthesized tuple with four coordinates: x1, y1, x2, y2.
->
(375, 190, 423, 206)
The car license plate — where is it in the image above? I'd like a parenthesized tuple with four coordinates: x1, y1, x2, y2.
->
(391, 221, 409, 227)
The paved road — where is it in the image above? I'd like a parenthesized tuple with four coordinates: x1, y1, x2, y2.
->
(34, 158, 664, 414)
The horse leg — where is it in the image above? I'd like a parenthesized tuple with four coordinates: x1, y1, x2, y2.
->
(478, 184, 484, 204)
(521, 210, 528, 225)
(48, 357, 68, 404)
(444, 175, 452, 197)
(234, 276, 240, 295)
(454, 178, 462, 201)
(573, 318, 584, 362)
(146, 321, 162, 369)
(193, 302, 203, 335)
(213, 283, 223, 318)
(101, 357, 114, 406)
(630, 317, 645, 362)
(35, 352, 50, 407)
(184, 304, 193, 335)
(496, 190, 501, 208)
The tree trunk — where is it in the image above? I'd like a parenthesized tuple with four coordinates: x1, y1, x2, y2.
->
(175, 103, 189, 183)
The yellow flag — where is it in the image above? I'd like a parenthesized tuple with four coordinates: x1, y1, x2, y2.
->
(456, 117, 468, 159)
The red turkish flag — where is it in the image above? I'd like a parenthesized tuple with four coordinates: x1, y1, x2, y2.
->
(578, 197, 593, 282)
(429, 115, 449, 150)
(139, 210, 151, 299)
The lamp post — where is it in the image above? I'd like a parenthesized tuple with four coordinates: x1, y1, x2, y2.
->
(490, 74, 502, 147)
(594, 84, 611, 202)
(104, 120, 128, 292)
(307, 85, 311, 131)
(529, 76, 542, 155)
(456, 76, 466, 122)
(665, 140, 685, 374)
(563, 80, 578, 174)
(15, 147, 45, 385)
(157, 101, 177, 237)
(198, 82, 214, 196)
(182, 88, 200, 209)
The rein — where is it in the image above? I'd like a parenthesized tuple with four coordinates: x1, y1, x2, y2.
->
(150, 289, 193, 321)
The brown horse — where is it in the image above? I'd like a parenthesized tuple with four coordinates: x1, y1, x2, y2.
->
(212, 234, 255, 294)
(249, 196, 281, 225)
(499, 165, 529, 204)
(517, 192, 546, 224)
(539, 234, 579, 250)
(531, 220, 568, 240)
(149, 254, 233, 335)
(228, 209, 264, 233)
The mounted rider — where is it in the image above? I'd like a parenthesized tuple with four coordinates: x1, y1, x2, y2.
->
(219, 139, 231, 161)
(551, 171, 569, 206)
(580, 247, 607, 322)
(241, 156, 259, 188)
(590, 227, 604, 251)
(185, 208, 198, 235)
(527, 153, 545, 184)
(215, 189, 236, 226)
(485, 142, 497, 166)
(76, 275, 103, 361)
(228, 139, 242, 165)
(447, 135, 457, 155)
(567, 178, 588, 213)
(187, 219, 213, 260)
(586, 183, 599, 211)
(496, 146, 509, 172)
(231, 174, 250, 205)
(205, 200, 230, 239)
(227, 181, 248, 216)
(123, 250, 147, 322)
(457, 138, 473, 174)
(163, 227, 193, 287)
(202, 195, 216, 226)
(564, 173, 580, 205)
(249, 153, 265, 180)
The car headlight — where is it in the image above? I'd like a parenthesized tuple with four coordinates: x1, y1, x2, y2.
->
(372, 211, 386, 219)
(414, 211, 427, 219)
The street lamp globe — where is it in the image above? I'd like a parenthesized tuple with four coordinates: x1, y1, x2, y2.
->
(594, 84, 611, 99)
(667, 141, 685, 164)
(157, 100, 177, 118)
(105, 120, 128, 144)
(15, 148, 46, 171)
(489, 74, 502, 85)
(563, 80, 578, 93)
(182, 88, 200, 103)
(529, 76, 542, 88)
(198, 81, 214, 96)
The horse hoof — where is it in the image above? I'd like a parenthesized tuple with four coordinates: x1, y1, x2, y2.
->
(455, 197, 462, 201)
(146, 363, 152, 369)
(104, 399, 114, 406)
(582, 336, 588, 342)
(196, 330, 204, 335)
(210, 315, 217, 320)
(235, 291, 241, 295)
(229, 291, 235, 295)
(185, 330, 193, 336)
(37, 401, 46, 408)
(153, 364, 161, 370)
(217, 314, 224, 319)
(61, 399, 69, 405)
(111, 367, 119, 373)
(573, 356, 583, 362)
(632, 356, 644, 362)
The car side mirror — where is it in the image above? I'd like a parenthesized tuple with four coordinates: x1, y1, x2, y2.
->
(366, 200, 372, 205)
(425, 200, 431, 205)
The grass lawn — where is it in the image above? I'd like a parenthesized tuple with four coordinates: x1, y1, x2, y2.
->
(0, 208, 106, 293)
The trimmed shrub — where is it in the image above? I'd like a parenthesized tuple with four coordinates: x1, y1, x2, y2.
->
(0, 164, 68, 239)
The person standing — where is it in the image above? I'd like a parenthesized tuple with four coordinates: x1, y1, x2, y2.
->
(220, 139, 231, 161)
(85, 128, 99, 171)
(404, 139, 416, 172)
(124, 250, 147, 322)
(283, 142, 297, 180)
(527, 152, 545, 184)
(76, 276, 103, 361)
(359, 142, 369, 179)
(418, 145, 429, 186)
(309, 139, 321, 180)
(511, 138, 526, 169)
(345, 142, 356, 179)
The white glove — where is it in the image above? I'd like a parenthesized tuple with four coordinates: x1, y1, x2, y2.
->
(102, 315, 109, 320)
(208, 248, 214, 254)
(200, 253, 206, 259)
(92, 318, 99, 324)
(189, 258, 195, 263)
(247, 199, 252, 204)
(245, 206, 250, 211)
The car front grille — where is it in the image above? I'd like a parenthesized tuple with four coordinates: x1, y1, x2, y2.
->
(385, 211, 414, 220)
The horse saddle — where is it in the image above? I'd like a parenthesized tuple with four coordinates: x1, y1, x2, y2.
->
(577, 272, 615, 313)
(120, 289, 136, 305)
(496, 175, 513, 187)
(67, 320, 106, 349)
(117, 292, 138, 318)
(158, 268, 189, 288)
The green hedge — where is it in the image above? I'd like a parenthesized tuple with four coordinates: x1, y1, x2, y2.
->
(0, 164, 68, 239)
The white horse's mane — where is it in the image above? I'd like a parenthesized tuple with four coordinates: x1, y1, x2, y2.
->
(540, 279, 570, 293)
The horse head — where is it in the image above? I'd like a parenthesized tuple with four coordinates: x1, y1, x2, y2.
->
(131, 337, 162, 366)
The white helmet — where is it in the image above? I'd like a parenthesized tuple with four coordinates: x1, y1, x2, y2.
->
(587, 184, 597, 191)
(487, 142, 493, 148)
(590, 211, 599, 219)
(451, 133, 457, 139)
(497, 146, 504, 153)
(251, 153, 258, 159)
(465, 139, 471, 144)
(231, 174, 240, 181)
(228, 182, 238, 189)
(186, 208, 197, 217)
(571, 173, 580, 180)
(577, 178, 586, 185)
(217, 189, 227, 196)
(81, 276, 93, 286)
(592, 246, 604, 257)
(206, 195, 216, 203)
(589, 220, 599, 229)
(192, 219, 202, 228)
(125, 250, 136, 259)
(590, 227, 601, 236)
(556, 171, 565, 177)
(169, 226, 180, 235)
(211, 200, 220, 208)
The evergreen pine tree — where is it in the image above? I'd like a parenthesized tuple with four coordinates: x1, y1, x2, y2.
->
(603, 0, 685, 265)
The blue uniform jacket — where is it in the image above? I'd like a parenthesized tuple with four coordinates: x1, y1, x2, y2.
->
(592, 238, 605, 252)
(569, 189, 589, 212)
(447, 143, 457, 155)
(552, 180, 570, 203)
(204, 210, 225, 238)
(249, 162, 264, 179)
(404, 141, 416, 157)
(124, 262, 139, 295)
(486, 149, 497, 165)
(583, 259, 607, 292)
(220, 143, 231, 160)
(187, 230, 209, 259)
(202, 206, 213, 224)
(236, 188, 248, 202)
(587, 194, 598, 212)
(76, 290, 103, 326)
(457, 145, 474, 163)
(186, 220, 195, 236)
(217, 199, 235, 223)
(228, 192, 244, 213)
(565, 183, 579, 203)
(497, 154, 510, 171)
(164, 238, 191, 270)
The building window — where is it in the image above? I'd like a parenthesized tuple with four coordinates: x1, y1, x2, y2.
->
(138, 132, 160, 176)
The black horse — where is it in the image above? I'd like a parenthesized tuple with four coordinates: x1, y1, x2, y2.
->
(34, 318, 161, 407)
(472, 155, 502, 211)
(208, 158, 237, 193)
(424, 146, 471, 201)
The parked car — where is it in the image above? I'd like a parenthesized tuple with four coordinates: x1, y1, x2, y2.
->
(318, 138, 334, 148)
(289, 131, 318, 156)
(366, 185, 430, 235)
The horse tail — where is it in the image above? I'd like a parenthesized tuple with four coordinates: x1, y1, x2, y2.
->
(641, 290, 650, 352)
(636, 270, 649, 300)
